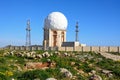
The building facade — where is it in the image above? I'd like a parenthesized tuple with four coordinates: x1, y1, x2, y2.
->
(43, 12, 68, 49)
(43, 28, 66, 47)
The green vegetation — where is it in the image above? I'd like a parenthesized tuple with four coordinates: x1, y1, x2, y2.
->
(97, 58, 120, 76)
(18, 69, 50, 80)
(109, 52, 120, 56)
(0, 50, 120, 80)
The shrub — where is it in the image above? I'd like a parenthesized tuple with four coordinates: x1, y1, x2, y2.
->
(0, 73, 8, 80)
(35, 50, 45, 54)
(0, 66, 9, 72)
(0, 50, 4, 55)
(78, 62, 94, 73)
(17, 69, 50, 80)
(113, 66, 120, 76)
(97, 58, 120, 78)
(0, 58, 6, 64)
(77, 74, 86, 80)
(16, 57, 25, 64)
(46, 68, 60, 77)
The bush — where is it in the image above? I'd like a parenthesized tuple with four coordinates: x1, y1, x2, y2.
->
(18, 70, 50, 80)
(0, 58, 6, 64)
(35, 50, 45, 54)
(0, 73, 8, 80)
(0, 66, 9, 72)
(16, 57, 25, 64)
(77, 74, 87, 80)
(0, 50, 4, 55)
(78, 62, 94, 73)
(113, 66, 120, 76)
(97, 58, 120, 77)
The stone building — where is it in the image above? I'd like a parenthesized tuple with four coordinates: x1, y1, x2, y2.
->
(43, 12, 68, 49)
(43, 12, 86, 49)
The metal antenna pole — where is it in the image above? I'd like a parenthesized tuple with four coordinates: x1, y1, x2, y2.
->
(75, 22, 79, 41)
(26, 19, 31, 46)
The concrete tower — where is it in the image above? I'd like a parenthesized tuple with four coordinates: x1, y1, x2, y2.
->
(43, 12, 68, 49)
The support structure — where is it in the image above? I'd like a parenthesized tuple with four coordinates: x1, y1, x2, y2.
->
(26, 19, 31, 47)
(43, 28, 66, 48)
(75, 22, 79, 41)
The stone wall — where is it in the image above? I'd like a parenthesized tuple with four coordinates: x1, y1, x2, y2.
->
(5, 46, 43, 51)
(74, 46, 82, 51)
(66, 47, 74, 51)
(4, 46, 120, 53)
(58, 46, 120, 53)
(109, 46, 118, 52)
(91, 46, 100, 52)
(100, 47, 109, 52)
(82, 46, 91, 52)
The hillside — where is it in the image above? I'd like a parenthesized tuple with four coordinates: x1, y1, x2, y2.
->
(0, 50, 120, 80)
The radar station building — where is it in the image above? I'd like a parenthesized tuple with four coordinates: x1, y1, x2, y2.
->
(43, 12, 85, 49)
(43, 12, 67, 48)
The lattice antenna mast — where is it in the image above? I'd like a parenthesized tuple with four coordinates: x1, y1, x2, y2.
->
(75, 22, 79, 41)
(26, 19, 31, 46)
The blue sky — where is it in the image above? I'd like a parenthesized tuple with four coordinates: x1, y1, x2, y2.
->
(0, 0, 120, 47)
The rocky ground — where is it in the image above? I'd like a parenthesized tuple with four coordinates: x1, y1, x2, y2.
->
(0, 50, 120, 80)
(99, 52, 120, 61)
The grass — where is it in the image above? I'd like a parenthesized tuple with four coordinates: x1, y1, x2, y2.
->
(0, 50, 120, 80)
(108, 52, 120, 56)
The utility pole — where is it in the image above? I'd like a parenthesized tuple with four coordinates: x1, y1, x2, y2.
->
(26, 19, 31, 47)
(75, 22, 79, 42)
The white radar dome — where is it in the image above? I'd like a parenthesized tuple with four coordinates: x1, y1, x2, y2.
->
(44, 12, 68, 30)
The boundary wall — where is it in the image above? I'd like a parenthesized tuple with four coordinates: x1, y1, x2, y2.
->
(58, 46, 120, 53)
(2, 46, 120, 53)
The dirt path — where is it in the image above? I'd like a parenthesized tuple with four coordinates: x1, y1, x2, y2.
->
(99, 52, 120, 61)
